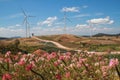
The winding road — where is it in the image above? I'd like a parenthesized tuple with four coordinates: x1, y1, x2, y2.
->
(32, 36, 120, 55)
(32, 36, 73, 50)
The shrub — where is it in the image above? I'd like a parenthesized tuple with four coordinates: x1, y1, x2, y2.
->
(0, 51, 119, 80)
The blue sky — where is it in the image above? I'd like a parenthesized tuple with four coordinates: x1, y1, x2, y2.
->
(0, 0, 120, 37)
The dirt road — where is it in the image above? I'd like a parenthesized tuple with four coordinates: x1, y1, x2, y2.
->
(32, 36, 73, 50)
(32, 36, 120, 55)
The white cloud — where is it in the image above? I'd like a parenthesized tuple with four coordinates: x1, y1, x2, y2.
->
(61, 7, 79, 12)
(5, 24, 22, 29)
(74, 23, 119, 35)
(38, 16, 57, 26)
(9, 13, 23, 18)
(0, 24, 119, 37)
(15, 24, 21, 27)
(87, 16, 114, 24)
(73, 14, 90, 18)
(76, 24, 89, 29)
(108, 20, 114, 24)
(0, 26, 24, 37)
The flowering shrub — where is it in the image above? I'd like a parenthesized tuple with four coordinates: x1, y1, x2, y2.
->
(0, 51, 120, 80)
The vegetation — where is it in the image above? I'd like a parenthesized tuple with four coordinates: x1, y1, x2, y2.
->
(0, 35, 120, 79)
(0, 39, 21, 54)
(0, 34, 120, 54)
(104, 54, 120, 61)
(0, 51, 120, 80)
(87, 44, 120, 52)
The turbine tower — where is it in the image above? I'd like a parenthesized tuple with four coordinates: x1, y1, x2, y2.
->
(89, 23, 93, 38)
(63, 12, 67, 32)
(62, 12, 72, 33)
(22, 9, 35, 38)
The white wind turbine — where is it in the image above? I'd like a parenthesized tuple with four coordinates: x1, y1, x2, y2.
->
(61, 12, 72, 34)
(22, 9, 35, 38)
(89, 23, 94, 38)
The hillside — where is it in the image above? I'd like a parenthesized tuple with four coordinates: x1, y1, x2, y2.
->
(37, 34, 120, 51)
(38, 34, 120, 44)
(93, 33, 120, 37)
(0, 34, 120, 54)
(0, 37, 8, 40)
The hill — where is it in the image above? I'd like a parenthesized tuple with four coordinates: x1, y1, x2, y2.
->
(37, 34, 120, 51)
(0, 37, 8, 40)
(0, 34, 120, 54)
(93, 33, 120, 37)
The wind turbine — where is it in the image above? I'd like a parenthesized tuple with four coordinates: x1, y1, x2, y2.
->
(61, 12, 72, 33)
(22, 9, 35, 38)
(28, 23, 36, 37)
(89, 23, 93, 38)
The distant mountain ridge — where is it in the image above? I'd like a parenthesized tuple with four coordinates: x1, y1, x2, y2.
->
(0, 37, 8, 40)
(10, 36, 21, 39)
(0, 36, 21, 40)
(93, 33, 120, 37)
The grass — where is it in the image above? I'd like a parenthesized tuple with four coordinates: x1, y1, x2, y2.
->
(88, 44, 120, 51)
(37, 35, 120, 52)
(0, 35, 120, 54)
(104, 54, 120, 61)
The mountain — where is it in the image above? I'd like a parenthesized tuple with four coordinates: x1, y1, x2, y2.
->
(0, 37, 8, 40)
(10, 36, 21, 39)
(93, 33, 120, 37)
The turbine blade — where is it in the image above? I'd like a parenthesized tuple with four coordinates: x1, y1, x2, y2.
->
(21, 8, 27, 16)
(58, 18, 64, 22)
(66, 17, 72, 23)
(28, 15, 36, 17)
(22, 17, 27, 25)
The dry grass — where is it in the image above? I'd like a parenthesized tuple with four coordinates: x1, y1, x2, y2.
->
(0, 34, 120, 53)
(38, 34, 120, 45)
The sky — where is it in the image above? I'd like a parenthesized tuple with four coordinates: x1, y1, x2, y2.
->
(0, 0, 120, 37)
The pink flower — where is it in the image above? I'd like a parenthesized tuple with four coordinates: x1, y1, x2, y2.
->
(64, 55, 70, 60)
(65, 52, 71, 56)
(46, 52, 57, 60)
(30, 61, 36, 67)
(2, 73, 12, 80)
(5, 51, 11, 57)
(109, 58, 119, 68)
(65, 72, 70, 78)
(17, 52, 22, 55)
(77, 62, 82, 68)
(51, 52, 57, 58)
(26, 64, 33, 71)
(101, 66, 109, 73)
(18, 59, 25, 66)
(59, 55, 65, 60)
(42, 53, 48, 57)
(14, 55, 18, 60)
(55, 74, 61, 80)
(79, 58, 87, 62)
(54, 61, 60, 66)
(4, 58, 11, 63)
(47, 54, 51, 61)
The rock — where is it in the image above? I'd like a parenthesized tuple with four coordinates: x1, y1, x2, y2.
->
(33, 49, 46, 55)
